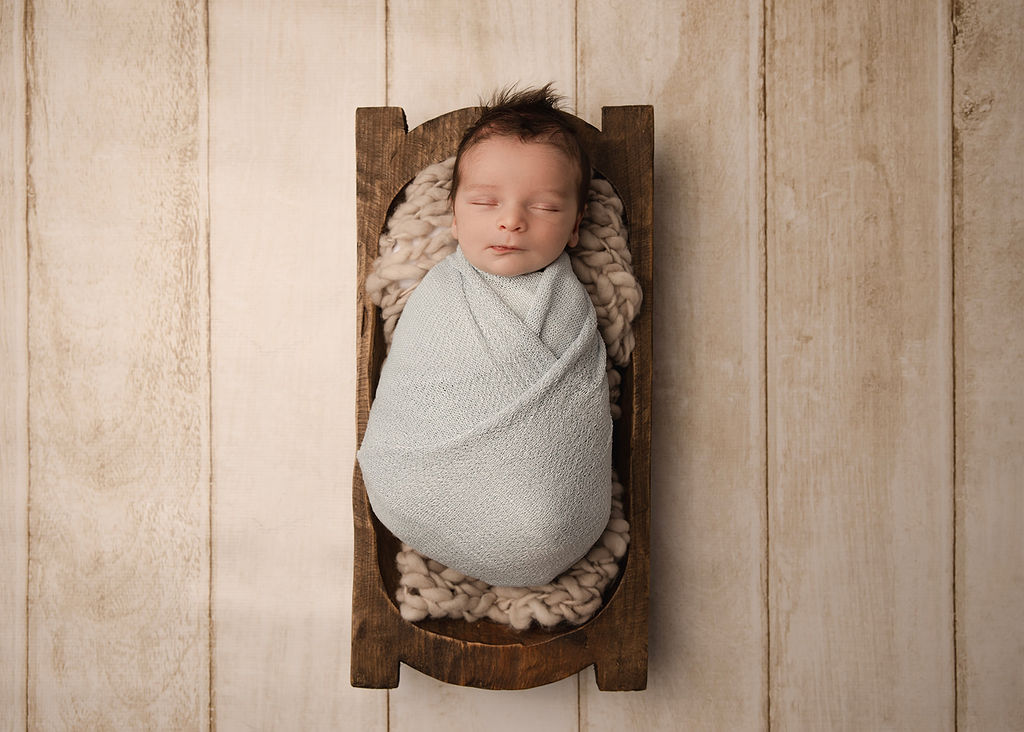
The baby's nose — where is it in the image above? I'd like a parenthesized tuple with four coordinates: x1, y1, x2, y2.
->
(497, 208, 526, 231)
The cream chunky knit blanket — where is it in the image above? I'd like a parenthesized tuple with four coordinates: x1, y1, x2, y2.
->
(357, 248, 613, 587)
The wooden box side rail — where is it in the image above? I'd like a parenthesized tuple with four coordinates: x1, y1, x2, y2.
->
(351, 105, 653, 691)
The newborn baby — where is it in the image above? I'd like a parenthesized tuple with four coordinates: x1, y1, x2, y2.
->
(357, 86, 612, 587)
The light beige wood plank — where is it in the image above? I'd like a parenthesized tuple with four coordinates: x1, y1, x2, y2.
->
(767, 1, 953, 728)
(208, 1, 387, 728)
(396, 667, 578, 732)
(1, 1, 28, 728)
(386, 1, 578, 725)
(25, 0, 210, 727)
(577, 1, 767, 729)
(954, 1, 1024, 728)
(387, 0, 576, 128)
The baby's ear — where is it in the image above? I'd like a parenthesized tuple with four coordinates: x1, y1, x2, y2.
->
(450, 214, 459, 241)
(567, 211, 583, 248)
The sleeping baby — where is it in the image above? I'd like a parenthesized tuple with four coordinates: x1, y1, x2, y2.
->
(357, 85, 612, 587)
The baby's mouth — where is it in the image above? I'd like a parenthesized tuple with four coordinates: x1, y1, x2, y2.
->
(489, 245, 519, 253)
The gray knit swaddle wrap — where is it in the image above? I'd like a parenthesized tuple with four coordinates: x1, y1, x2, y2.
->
(357, 248, 612, 587)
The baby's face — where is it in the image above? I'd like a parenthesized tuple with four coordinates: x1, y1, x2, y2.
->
(452, 136, 583, 277)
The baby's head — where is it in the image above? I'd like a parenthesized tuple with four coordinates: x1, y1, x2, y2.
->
(450, 84, 591, 277)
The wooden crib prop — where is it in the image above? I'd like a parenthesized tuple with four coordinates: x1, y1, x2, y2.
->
(351, 104, 652, 691)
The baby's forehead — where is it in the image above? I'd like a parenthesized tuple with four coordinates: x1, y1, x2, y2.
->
(462, 135, 580, 177)
(470, 133, 566, 154)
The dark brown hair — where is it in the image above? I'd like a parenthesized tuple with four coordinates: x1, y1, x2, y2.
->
(450, 83, 591, 214)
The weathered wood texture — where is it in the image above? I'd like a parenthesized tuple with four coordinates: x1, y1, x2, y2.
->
(24, 0, 210, 728)
(207, 1, 387, 729)
(767, 1, 954, 728)
(8, 0, 1024, 728)
(351, 105, 652, 695)
(577, 1, 767, 728)
(387, 0, 576, 131)
(954, 0, 1024, 729)
(1, 0, 27, 728)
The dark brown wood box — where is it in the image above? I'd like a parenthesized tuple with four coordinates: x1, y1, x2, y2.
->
(351, 105, 652, 690)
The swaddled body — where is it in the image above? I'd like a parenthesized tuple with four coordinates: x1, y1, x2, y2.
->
(358, 248, 611, 586)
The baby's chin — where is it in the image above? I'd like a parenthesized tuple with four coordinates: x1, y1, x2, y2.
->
(464, 248, 562, 277)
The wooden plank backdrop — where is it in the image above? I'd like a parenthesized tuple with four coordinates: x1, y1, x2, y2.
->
(1, 0, 27, 728)
(766, 1, 955, 728)
(23, 0, 210, 727)
(954, 0, 1024, 728)
(2, 1, 1022, 730)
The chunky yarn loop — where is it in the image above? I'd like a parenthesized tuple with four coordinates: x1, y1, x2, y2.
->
(366, 157, 642, 628)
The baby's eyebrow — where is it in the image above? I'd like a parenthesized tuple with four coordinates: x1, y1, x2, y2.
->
(463, 183, 570, 197)
(460, 184, 573, 203)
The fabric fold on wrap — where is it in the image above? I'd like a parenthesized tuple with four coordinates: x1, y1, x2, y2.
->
(357, 248, 612, 587)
